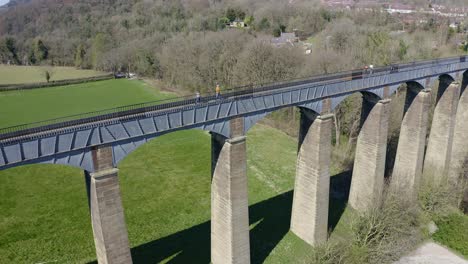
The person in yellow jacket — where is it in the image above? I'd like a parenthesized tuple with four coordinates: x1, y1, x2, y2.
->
(215, 84, 221, 99)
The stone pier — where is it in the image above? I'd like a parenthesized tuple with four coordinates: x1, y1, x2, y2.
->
(448, 75, 468, 214)
(85, 146, 133, 264)
(462, 190, 468, 214)
(424, 81, 460, 181)
(290, 109, 332, 246)
(392, 88, 431, 197)
(349, 96, 390, 212)
(211, 118, 250, 264)
(449, 80, 468, 184)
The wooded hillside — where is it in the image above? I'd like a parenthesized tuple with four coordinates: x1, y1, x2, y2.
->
(0, 0, 466, 92)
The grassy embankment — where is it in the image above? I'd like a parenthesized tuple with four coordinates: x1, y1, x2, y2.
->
(0, 65, 108, 85)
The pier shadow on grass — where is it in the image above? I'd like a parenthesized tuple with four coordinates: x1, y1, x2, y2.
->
(88, 170, 352, 264)
(328, 170, 352, 232)
(85, 192, 295, 264)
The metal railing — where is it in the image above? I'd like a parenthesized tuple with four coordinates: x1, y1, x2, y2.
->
(0, 55, 465, 141)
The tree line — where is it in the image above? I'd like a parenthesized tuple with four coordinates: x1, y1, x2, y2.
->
(0, 0, 466, 93)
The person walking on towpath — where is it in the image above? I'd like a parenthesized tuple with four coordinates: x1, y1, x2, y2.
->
(195, 91, 200, 103)
(215, 84, 221, 99)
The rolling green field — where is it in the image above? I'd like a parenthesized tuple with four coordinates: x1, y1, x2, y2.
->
(0, 65, 108, 85)
(0, 79, 174, 128)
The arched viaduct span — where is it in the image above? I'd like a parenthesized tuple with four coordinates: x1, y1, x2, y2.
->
(1, 56, 468, 264)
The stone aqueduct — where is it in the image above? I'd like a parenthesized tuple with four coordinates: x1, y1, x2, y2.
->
(0, 56, 467, 263)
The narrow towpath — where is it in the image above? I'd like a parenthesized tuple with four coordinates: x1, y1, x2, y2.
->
(395, 242, 468, 264)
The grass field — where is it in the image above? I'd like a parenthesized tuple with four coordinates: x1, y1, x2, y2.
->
(0, 65, 108, 85)
(0, 79, 174, 128)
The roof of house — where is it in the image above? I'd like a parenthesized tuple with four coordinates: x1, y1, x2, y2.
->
(271, 32, 297, 45)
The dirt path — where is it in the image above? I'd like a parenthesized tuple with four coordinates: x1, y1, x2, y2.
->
(395, 242, 468, 264)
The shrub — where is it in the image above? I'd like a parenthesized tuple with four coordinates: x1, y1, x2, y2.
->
(418, 175, 462, 219)
(308, 243, 347, 264)
(308, 190, 423, 264)
(351, 192, 422, 263)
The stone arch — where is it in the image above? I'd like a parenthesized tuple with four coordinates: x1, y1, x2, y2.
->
(240, 93, 372, 136)
(446, 72, 458, 82)
(296, 106, 320, 116)
(362, 89, 385, 101)
(436, 74, 457, 103)
(0, 148, 94, 172)
(298, 100, 323, 114)
(295, 106, 321, 150)
(406, 81, 425, 92)
(329, 90, 383, 112)
(326, 91, 383, 155)
(0, 149, 94, 172)
(0, 116, 234, 173)
(243, 111, 269, 134)
(358, 92, 385, 128)
(195, 120, 231, 138)
(242, 102, 321, 135)
(112, 124, 224, 167)
(462, 70, 468, 95)
(403, 81, 427, 113)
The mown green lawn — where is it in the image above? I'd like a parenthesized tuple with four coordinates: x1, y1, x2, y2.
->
(0, 65, 108, 85)
(0, 79, 174, 128)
